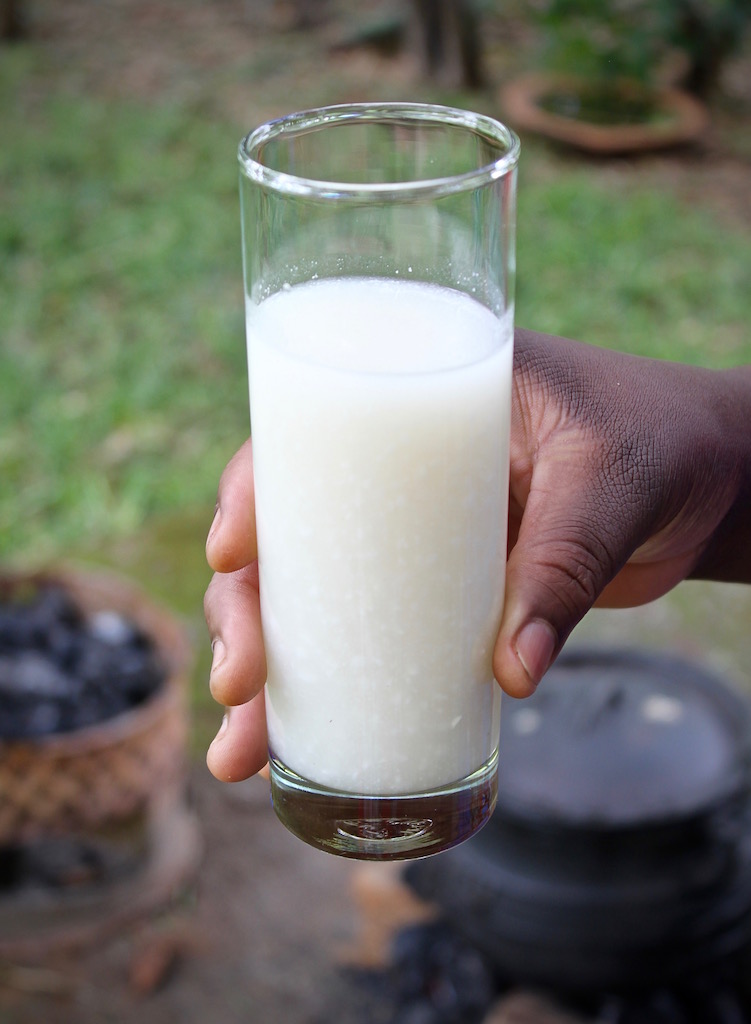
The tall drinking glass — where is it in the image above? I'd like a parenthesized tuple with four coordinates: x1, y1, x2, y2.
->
(239, 103, 519, 860)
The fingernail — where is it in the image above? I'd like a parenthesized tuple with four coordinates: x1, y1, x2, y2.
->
(213, 709, 230, 744)
(207, 503, 221, 547)
(210, 637, 226, 676)
(515, 620, 557, 686)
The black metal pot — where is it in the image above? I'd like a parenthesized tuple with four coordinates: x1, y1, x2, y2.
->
(406, 648, 751, 994)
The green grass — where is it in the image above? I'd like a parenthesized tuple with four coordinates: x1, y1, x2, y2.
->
(516, 166, 751, 364)
(2, 49, 750, 565)
(1, 52, 249, 561)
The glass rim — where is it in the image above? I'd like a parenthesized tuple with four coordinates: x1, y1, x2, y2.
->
(238, 101, 520, 201)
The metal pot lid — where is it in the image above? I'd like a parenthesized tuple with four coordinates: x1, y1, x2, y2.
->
(496, 647, 751, 829)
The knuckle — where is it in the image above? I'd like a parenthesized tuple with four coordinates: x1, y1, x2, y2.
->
(548, 549, 601, 612)
(530, 527, 617, 619)
(203, 573, 221, 622)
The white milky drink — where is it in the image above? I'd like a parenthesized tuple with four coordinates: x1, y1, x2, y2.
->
(247, 276, 512, 797)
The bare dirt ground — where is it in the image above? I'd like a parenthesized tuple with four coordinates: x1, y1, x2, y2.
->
(0, 768, 389, 1024)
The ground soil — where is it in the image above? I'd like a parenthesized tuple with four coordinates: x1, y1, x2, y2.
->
(0, 767, 415, 1024)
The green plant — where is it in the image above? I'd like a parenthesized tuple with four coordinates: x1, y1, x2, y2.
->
(534, 0, 676, 87)
(533, 0, 749, 94)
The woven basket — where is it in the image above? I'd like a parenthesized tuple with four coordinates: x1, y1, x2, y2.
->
(0, 567, 192, 846)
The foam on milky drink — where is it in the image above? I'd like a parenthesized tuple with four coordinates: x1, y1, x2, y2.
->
(247, 276, 512, 796)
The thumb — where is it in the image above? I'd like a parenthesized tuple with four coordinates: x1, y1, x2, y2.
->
(493, 465, 628, 698)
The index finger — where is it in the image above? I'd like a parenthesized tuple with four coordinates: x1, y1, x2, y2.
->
(206, 438, 257, 573)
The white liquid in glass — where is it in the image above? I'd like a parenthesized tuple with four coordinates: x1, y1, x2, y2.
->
(247, 277, 512, 796)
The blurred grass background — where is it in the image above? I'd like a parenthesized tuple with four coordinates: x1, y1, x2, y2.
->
(1, 0, 750, 744)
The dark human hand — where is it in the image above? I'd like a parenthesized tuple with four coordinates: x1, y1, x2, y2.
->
(205, 328, 751, 780)
(494, 329, 750, 699)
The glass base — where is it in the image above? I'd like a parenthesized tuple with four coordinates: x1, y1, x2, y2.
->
(269, 751, 498, 861)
